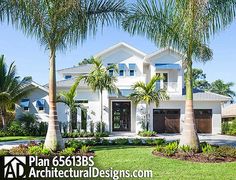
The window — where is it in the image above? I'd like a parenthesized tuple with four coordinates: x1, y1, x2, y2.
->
(119, 70, 124, 76)
(65, 75, 72, 79)
(38, 107, 44, 111)
(23, 107, 29, 111)
(129, 70, 135, 76)
(109, 69, 114, 76)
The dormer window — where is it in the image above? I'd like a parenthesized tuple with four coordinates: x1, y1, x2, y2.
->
(119, 64, 126, 77)
(129, 64, 136, 77)
(65, 75, 72, 79)
(20, 99, 30, 111)
(36, 99, 45, 111)
(109, 69, 114, 76)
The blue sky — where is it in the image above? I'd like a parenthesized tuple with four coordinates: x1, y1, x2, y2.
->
(0, 20, 236, 92)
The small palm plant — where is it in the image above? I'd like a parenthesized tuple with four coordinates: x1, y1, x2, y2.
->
(57, 80, 81, 133)
(129, 75, 169, 131)
(78, 57, 120, 132)
(0, 55, 33, 129)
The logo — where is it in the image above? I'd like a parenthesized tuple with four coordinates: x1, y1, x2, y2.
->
(4, 156, 26, 178)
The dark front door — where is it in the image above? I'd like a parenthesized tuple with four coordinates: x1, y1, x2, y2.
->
(153, 109, 180, 133)
(112, 102, 131, 131)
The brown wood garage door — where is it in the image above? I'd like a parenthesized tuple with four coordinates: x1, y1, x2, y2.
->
(194, 109, 212, 133)
(153, 109, 180, 133)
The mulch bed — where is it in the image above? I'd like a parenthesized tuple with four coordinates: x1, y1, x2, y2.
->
(152, 151, 236, 163)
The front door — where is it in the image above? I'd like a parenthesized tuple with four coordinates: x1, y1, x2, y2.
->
(112, 101, 131, 131)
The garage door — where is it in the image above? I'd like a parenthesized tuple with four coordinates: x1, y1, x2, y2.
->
(194, 109, 212, 133)
(153, 109, 180, 133)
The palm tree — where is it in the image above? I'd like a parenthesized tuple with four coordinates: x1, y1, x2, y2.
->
(1, 0, 126, 151)
(78, 57, 120, 132)
(209, 80, 236, 98)
(0, 55, 33, 129)
(129, 75, 169, 131)
(57, 80, 81, 133)
(123, 0, 236, 150)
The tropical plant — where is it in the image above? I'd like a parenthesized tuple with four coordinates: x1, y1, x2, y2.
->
(129, 75, 168, 130)
(57, 80, 81, 133)
(78, 57, 120, 132)
(0, 55, 32, 129)
(1, 0, 126, 151)
(123, 0, 236, 150)
(185, 68, 210, 91)
(209, 79, 236, 98)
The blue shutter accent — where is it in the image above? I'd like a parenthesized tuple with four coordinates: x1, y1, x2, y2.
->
(129, 63, 136, 70)
(118, 63, 126, 70)
(36, 99, 45, 107)
(20, 99, 30, 108)
(155, 63, 181, 70)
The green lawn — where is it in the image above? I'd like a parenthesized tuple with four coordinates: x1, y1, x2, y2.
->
(92, 146, 236, 179)
(0, 136, 44, 142)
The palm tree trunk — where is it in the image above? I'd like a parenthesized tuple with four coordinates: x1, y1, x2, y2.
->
(146, 103, 149, 131)
(179, 60, 200, 151)
(44, 47, 64, 151)
(0, 108, 6, 129)
(68, 109, 73, 133)
(100, 90, 103, 133)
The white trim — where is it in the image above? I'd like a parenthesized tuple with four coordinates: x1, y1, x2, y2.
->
(31, 81, 49, 93)
(94, 42, 147, 58)
(110, 100, 132, 133)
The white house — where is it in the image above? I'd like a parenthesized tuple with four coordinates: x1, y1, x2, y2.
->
(16, 42, 230, 134)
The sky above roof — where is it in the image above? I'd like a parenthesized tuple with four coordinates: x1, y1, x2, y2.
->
(0, 19, 236, 93)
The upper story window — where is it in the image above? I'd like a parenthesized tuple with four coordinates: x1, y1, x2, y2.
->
(109, 69, 114, 76)
(129, 64, 136, 77)
(156, 73, 168, 90)
(65, 75, 72, 80)
(119, 64, 126, 77)
(20, 99, 30, 111)
(36, 99, 45, 111)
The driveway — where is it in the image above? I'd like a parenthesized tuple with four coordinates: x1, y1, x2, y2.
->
(158, 134, 236, 147)
(0, 134, 235, 149)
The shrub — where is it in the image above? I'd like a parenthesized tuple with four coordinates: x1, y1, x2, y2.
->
(9, 144, 28, 155)
(96, 122, 106, 133)
(201, 143, 216, 154)
(28, 145, 43, 156)
(164, 141, 178, 156)
(101, 139, 110, 145)
(94, 132, 109, 137)
(114, 138, 129, 145)
(38, 122, 48, 136)
(213, 146, 236, 158)
(155, 145, 164, 153)
(145, 138, 166, 146)
(138, 130, 156, 137)
(0, 130, 8, 137)
(80, 145, 90, 155)
(84, 139, 96, 146)
(222, 119, 236, 135)
(7, 121, 24, 136)
(65, 139, 84, 150)
(60, 147, 75, 156)
(179, 145, 192, 153)
(131, 138, 143, 145)
(42, 148, 51, 156)
(0, 149, 10, 156)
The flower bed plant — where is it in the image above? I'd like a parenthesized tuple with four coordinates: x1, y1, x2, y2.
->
(62, 131, 110, 138)
(153, 141, 236, 163)
(138, 130, 157, 137)
(0, 141, 93, 157)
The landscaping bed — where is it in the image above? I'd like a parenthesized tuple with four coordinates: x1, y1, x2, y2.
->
(153, 141, 236, 163)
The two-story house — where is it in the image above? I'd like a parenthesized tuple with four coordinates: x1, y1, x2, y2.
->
(16, 42, 230, 134)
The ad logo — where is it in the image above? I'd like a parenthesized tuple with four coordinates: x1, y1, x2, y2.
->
(4, 156, 26, 178)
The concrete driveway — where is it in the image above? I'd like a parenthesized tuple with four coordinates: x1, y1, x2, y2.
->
(158, 134, 236, 147)
(0, 134, 235, 150)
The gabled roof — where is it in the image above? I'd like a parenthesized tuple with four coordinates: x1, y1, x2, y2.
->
(222, 104, 236, 118)
(170, 88, 231, 102)
(57, 64, 93, 74)
(31, 81, 48, 93)
(56, 78, 88, 88)
(95, 42, 147, 58)
(145, 48, 185, 61)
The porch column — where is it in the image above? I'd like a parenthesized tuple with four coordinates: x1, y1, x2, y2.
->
(136, 103, 146, 133)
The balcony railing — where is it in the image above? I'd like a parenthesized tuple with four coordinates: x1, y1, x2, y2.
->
(156, 82, 179, 93)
